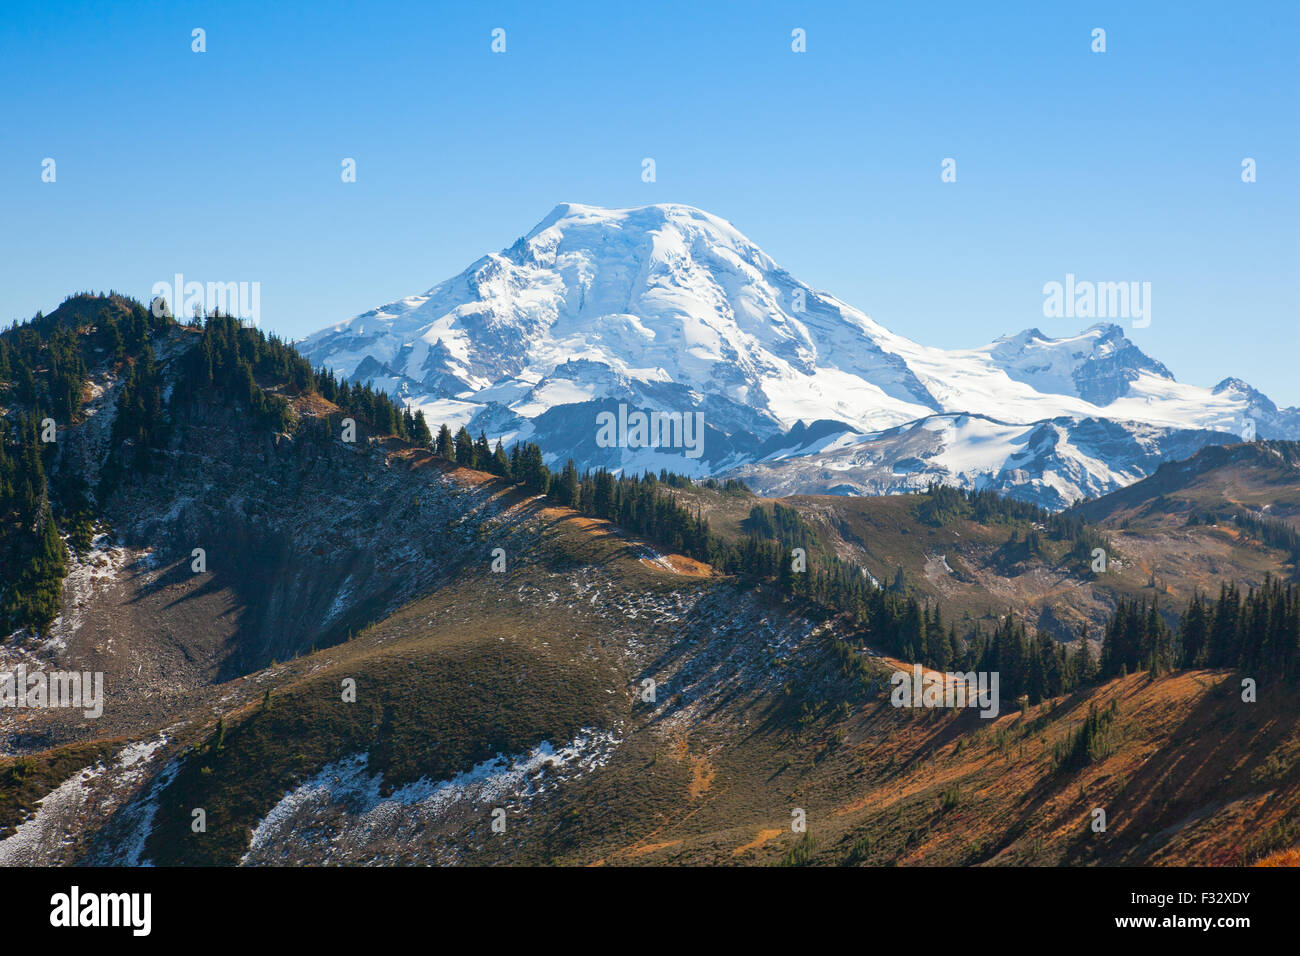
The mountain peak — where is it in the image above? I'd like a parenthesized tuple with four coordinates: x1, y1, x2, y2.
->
(985, 322, 1175, 406)
(1213, 376, 1252, 393)
(296, 204, 1299, 493)
(1082, 321, 1126, 338)
(522, 201, 753, 249)
(539, 200, 719, 220)
(1213, 376, 1282, 415)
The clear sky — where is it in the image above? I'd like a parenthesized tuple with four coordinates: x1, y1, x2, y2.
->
(3, 1, 1298, 403)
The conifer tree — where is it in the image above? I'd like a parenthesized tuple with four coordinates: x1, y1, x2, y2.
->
(436, 424, 454, 460)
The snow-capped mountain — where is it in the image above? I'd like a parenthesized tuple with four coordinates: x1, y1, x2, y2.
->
(981, 325, 1174, 406)
(297, 202, 1300, 508)
(727, 414, 1232, 511)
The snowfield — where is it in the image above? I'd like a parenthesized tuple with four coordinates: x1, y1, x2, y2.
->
(0, 735, 172, 867)
(240, 729, 621, 865)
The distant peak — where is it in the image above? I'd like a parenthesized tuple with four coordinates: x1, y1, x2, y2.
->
(992, 327, 1048, 346)
(1213, 376, 1253, 394)
(995, 323, 1126, 348)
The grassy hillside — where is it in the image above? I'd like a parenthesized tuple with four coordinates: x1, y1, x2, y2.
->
(561, 667, 1300, 867)
(1, 296, 1297, 868)
(1074, 441, 1300, 529)
(664, 460, 1299, 643)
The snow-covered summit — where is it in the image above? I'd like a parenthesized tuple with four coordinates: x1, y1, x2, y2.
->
(296, 203, 1299, 507)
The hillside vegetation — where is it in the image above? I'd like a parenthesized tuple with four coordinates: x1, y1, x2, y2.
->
(0, 295, 1296, 868)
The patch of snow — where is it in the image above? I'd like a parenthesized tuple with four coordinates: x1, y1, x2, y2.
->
(242, 727, 621, 863)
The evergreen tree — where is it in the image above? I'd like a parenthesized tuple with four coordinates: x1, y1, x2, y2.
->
(436, 424, 454, 460)
(473, 431, 491, 470)
(492, 439, 510, 478)
(454, 426, 474, 466)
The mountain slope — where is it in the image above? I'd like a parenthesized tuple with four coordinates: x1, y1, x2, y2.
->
(1074, 439, 1300, 529)
(665, 443, 1300, 644)
(3, 295, 1297, 869)
(725, 413, 1235, 509)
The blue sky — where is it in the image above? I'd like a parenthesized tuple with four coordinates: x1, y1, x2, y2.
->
(3, 1, 1297, 402)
